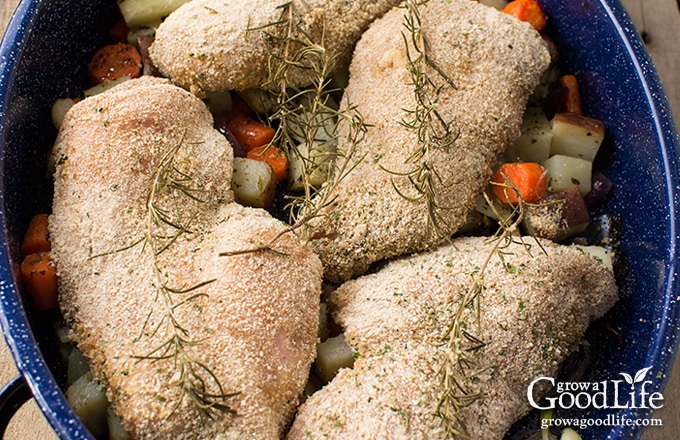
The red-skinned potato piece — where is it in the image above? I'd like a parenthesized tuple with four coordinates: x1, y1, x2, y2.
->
(523, 184, 590, 241)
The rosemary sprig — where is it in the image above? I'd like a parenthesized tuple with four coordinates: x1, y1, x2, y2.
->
(381, 0, 460, 240)
(221, 1, 368, 256)
(125, 135, 238, 420)
(435, 193, 526, 436)
(435, 174, 546, 436)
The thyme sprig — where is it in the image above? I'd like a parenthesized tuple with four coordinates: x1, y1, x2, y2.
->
(381, 0, 459, 239)
(133, 136, 238, 420)
(221, 1, 368, 256)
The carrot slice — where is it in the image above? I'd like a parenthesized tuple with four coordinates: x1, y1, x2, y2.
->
(107, 18, 130, 43)
(227, 115, 276, 153)
(21, 213, 51, 256)
(557, 74, 583, 115)
(247, 145, 289, 182)
(21, 252, 58, 311)
(88, 43, 142, 85)
(502, 0, 548, 32)
(492, 162, 548, 205)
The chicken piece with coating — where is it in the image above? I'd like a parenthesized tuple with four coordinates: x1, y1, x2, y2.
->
(287, 237, 618, 439)
(149, 0, 395, 93)
(50, 77, 323, 439)
(307, 0, 551, 282)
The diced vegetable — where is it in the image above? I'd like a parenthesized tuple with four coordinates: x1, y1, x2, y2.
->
(84, 76, 131, 98)
(87, 43, 142, 86)
(502, 0, 548, 32)
(491, 162, 548, 205)
(214, 94, 254, 125)
(505, 106, 552, 163)
(66, 373, 110, 438)
(287, 141, 336, 191)
(557, 74, 582, 115)
(107, 407, 132, 440)
(51, 98, 76, 130)
(204, 90, 233, 115)
(20, 252, 58, 311)
(560, 428, 583, 440)
(247, 145, 289, 183)
(237, 88, 277, 114)
(21, 213, 51, 256)
(136, 34, 160, 77)
(315, 334, 355, 383)
(216, 125, 247, 158)
(67, 347, 91, 386)
(540, 409, 554, 440)
(231, 158, 277, 209)
(107, 18, 130, 44)
(478, 0, 509, 10)
(570, 245, 613, 271)
(286, 95, 339, 144)
(475, 191, 514, 221)
(542, 154, 592, 195)
(226, 115, 276, 153)
(550, 113, 605, 161)
(523, 185, 590, 241)
(584, 170, 613, 208)
(126, 23, 159, 48)
(117, 0, 190, 27)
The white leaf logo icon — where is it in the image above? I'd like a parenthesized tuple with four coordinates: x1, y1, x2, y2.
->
(634, 366, 653, 384)
(620, 367, 653, 389)
(620, 372, 634, 386)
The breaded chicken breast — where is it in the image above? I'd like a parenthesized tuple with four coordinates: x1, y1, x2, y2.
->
(149, 0, 394, 93)
(307, 0, 551, 282)
(50, 77, 323, 439)
(287, 237, 618, 439)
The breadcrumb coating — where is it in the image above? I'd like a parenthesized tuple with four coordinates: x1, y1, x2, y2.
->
(150, 0, 394, 93)
(287, 237, 618, 439)
(49, 77, 323, 439)
(307, 0, 551, 282)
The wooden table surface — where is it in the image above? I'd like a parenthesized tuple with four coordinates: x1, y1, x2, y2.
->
(1, 0, 679, 438)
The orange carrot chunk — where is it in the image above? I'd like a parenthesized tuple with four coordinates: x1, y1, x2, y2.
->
(21, 213, 51, 257)
(492, 162, 548, 205)
(227, 115, 276, 153)
(557, 74, 583, 115)
(247, 145, 289, 182)
(20, 252, 58, 311)
(502, 0, 548, 32)
(88, 43, 142, 85)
